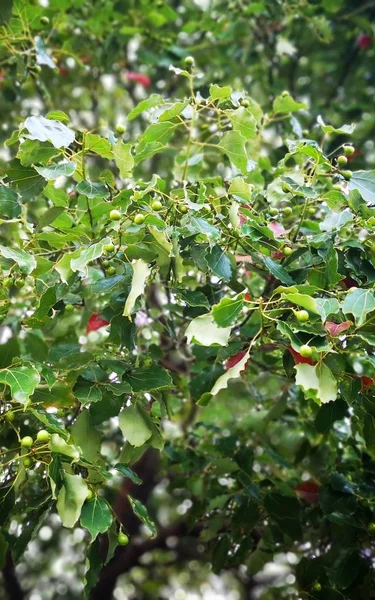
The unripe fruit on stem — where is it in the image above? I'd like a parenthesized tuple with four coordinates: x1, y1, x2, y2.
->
(341, 170, 352, 180)
(368, 522, 375, 534)
(308, 206, 315, 215)
(180, 205, 188, 214)
(332, 183, 342, 191)
(36, 429, 50, 443)
(15, 279, 25, 289)
(283, 246, 293, 257)
(299, 345, 312, 358)
(104, 243, 115, 253)
(281, 90, 289, 97)
(115, 124, 125, 134)
(343, 145, 355, 156)
(240, 99, 249, 107)
(296, 310, 309, 323)
(106, 266, 116, 276)
(65, 303, 74, 312)
(40, 16, 50, 25)
(151, 200, 163, 211)
(184, 56, 194, 67)
(109, 209, 121, 221)
(117, 533, 129, 546)
(282, 206, 292, 216)
(21, 436, 33, 448)
(281, 182, 289, 193)
(23, 457, 33, 468)
(269, 207, 279, 216)
(86, 489, 93, 501)
(4, 411, 15, 422)
(134, 213, 145, 224)
(337, 155, 347, 166)
(4, 278, 13, 289)
(312, 582, 322, 592)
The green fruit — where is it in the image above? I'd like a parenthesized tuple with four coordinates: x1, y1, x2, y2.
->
(151, 200, 163, 211)
(283, 246, 293, 257)
(296, 310, 309, 323)
(240, 99, 249, 107)
(104, 243, 115, 253)
(312, 582, 322, 592)
(106, 266, 116, 276)
(179, 205, 188, 214)
(282, 206, 293, 216)
(299, 344, 312, 358)
(4, 411, 15, 422)
(281, 90, 289, 97)
(21, 436, 33, 448)
(15, 279, 25, 289)
(36, 429, 50, 443)
(281, 182, 290, 193)
(269, 207, 278, 216)
(134, 213, 145, 225)
(109, 209, 121, 221)
(343, 145, 355, 156)
(23, 457, 33, 468)
(368, 522, 375, 534)
(102, 260, 110, 268)
(332, 183, 342, 191)
(117, 533, 129, 546)
(337, 155, 347, 166)
(115, 124, 125, 134)
(86, 489, 93, 501)
(184, 56, 195, 67)
(40, 16, 50, 25)
(65, 303, 74, 312)
(308, 206, 315, 214)
(4, 278, 13, 289)
(341, 170, 352, 180)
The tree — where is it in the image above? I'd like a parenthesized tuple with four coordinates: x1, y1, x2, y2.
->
(1, 1, 375, 599)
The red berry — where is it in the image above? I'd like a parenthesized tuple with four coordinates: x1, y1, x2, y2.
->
(86, 313, 110, 333)
(357, 33, 372, 50)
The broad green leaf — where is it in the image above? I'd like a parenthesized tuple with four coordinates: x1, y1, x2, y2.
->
(80, 497, 113, 540)
(76, 181, 109, 199)
(348, 170, 375, 206)
(23, 116, 75, 148)
(320, 208, 353, 232)
(342, 288, 375, 326)
(119, 404, 153, 447)
(0, 186, 21, 218)
(0, 245, 36, 274)
(0, 364, 40, 406)
(263, 257, 295, 286)
(49, 434, 80, 461)
(185, 313, 232, 346)
(123, 259, 151, 317)
(206, 245, 233, 281)
(124, 365, 172, 392)
(7, 161, 45, 200)
(70, 411, 100, 462)
(175, 288, 209, 309)
(230, 107, 257, 139)
(56, 473, 88, 528)
(127, 94, 164, 120)
(46, 110, 69, 123)
(113, 140, 134, 177)
(135, 121, 176, 163)
(209, 84, 232, 101)
(128, 496, 156, 537)
(115, 463, 142, 484)
(281, 292, 320, 315)
(295, 363, 337, 404)
(212, 295, 244, 327)
(84, 539, 102, 598)
(55, 249, 81, 283)
(158, 100, 189, 121)
(273, 93, 306, 114)
(84, 133, 113, 158)
(71, 238, 111, 278)
(229, 177, 253, 201)
(34, 161, 76, 180)
(218, 131, 248, 174)
(317, 116, 355, 135)
(210, 348, 250, 397)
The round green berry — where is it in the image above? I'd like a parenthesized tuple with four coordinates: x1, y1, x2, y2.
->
(4, 411, 15, 422)
(282, 206, 293, 216)
(281, 182, 290, 193)
(151, 200, 163, 211)
(65, 303, 74, 312)
(134, 213, 145, 225)
(299, 344, 313, 358)
(296, 310, 309, 323)
(102, 260, 110, 268)
(36, 429, 50, 443)
(86, 489, 93, 501)
(312, 581, 322, 592)
(109, 209, 121, 221)
(341, 170, 352, 181)
(332, 183, 342, 191)
(281, 90, 289, 97)
(23, 457, 33, 468)
(179, 205, 188, 214)
(308, 206, 315, 215)
(115, 124, 125, 134)
(337, 155, 348, 166)
(4, 278, 13, 289)
(15, 279, 25, 289)
(104, 243, 115, 253)
(368, 522, 375, 534)
(343, 145, 355, 156)
(106, 266, 116, 276)
(269, 207, 279, 216)
(117, 533, 129, 546)
(184, 56, 195, 67)
(40, 16, 50, 25)
(283, 246, 293, 257)
(240, 99, 249, 107)
(21, 436, 33, 448)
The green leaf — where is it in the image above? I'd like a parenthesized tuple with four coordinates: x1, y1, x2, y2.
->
(320, 208, 353, 232)
(229, 177, 253, 201)
(295, 363, 337, 404)
(317, 116, 355, 135)
(230, 107, 257, 139)
(206, 245, 233, 281)
(0, 245, 36, 274)
(84, 133, 113, 158)
(113, 140, 134, 178)
(7, 161, 45, 200)
(76, 181, 109, 199)
(175, 288, 210, 309)
(17, 139, 60, 167)
(185, 313, 232, 346)
(0, 186, 21, 218)
(348, 170, 375, 206)
(23, 116, 75, 148)
(0, 364, 40, 406)
(342, 288, 375, 326)
(46, 110, 70, 123)
(209, 84, 232, 101)
(124, 365, 172, 392)
(56, 473, 88, 528)
(123, 259, 151, 317)
(70, 411, 100, 463)
(80, 497, 113, 540)
(315, 399, 348, 434)
(49, 434, 81, 461)
(263, 257, 295, 285)
(127, 94, 164, 121)
(212, 294, 244, 327)
(210, 348, 250, 397)
(0, 531, 8, 569)
(218, 131, 248, 174)
(70, 238, 111, 278)
(135, 121, 176, 163)
(34, 161, 76, 180)
(119, 404, 153, 447)
(273, 93, 306, 114)
(128, 496, 156, 537)
(115, 463, 142, 484)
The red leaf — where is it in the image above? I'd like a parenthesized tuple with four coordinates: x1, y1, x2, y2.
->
(324, 321, 353, 336)
(244, 292, 252, 302)
(268, 221, 285, 237)
(338, 277, 358, 290)
(86, 313, 110, 333)
(288, 346, 315, 366)
(126, 72, 151, 88)
(271, 250, 284, 260)
(361, 376, 375, 390)
(224, 350, 249, 372)
(295, 481, 320, 504)
(357, 33, 372, 49)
